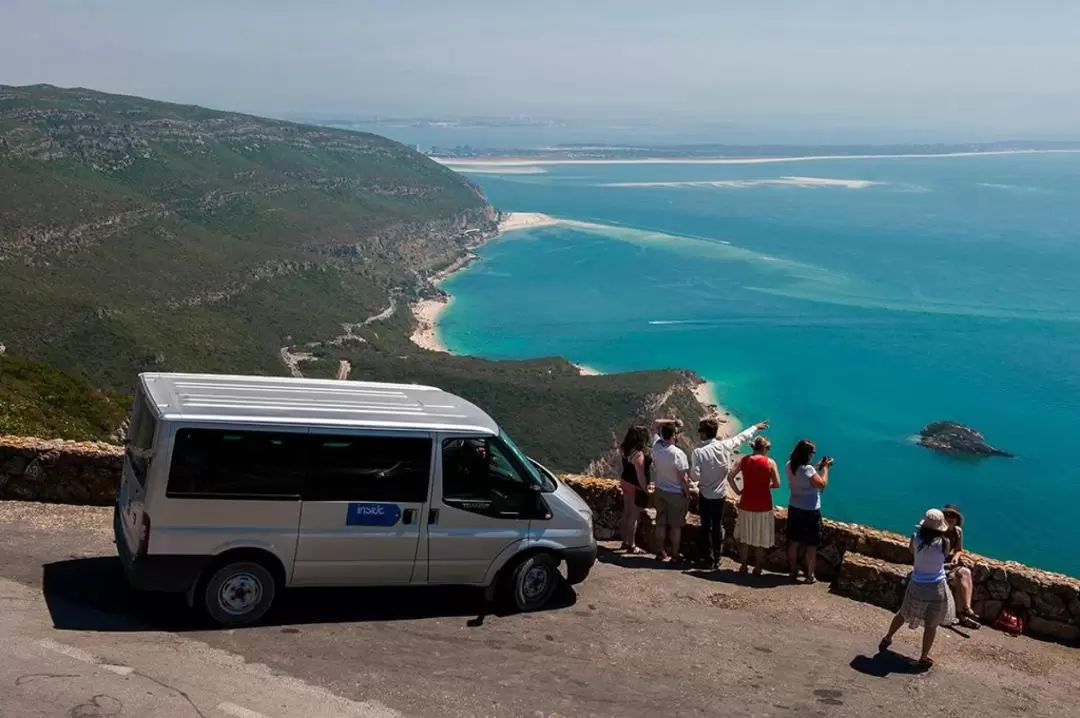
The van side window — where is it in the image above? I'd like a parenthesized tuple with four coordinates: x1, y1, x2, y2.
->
(167, 429, 305, 499)
(306, 435, 432, 503)
(441, 438, 532, 516)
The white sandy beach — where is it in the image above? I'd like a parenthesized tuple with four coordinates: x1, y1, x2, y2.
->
(409, 212, 557, 354)
(498, 211, 559, 233)
(409, 298, 451, 353)
(693, 380, 743, 436)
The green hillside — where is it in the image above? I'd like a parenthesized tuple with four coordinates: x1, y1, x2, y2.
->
(0, 85, 710, 472)
(0, 84, 493, 389)
(0, 353, 128, 441)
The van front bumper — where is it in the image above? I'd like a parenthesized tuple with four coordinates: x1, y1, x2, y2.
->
(114, 504, 206, 593)
(563, 545, 597, 585)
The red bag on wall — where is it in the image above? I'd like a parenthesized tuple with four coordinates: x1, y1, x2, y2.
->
(992, 607, 1024, 636)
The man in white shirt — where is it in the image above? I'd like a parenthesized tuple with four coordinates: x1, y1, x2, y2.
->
(650, 421, 691, 561)
(691, 417, 769, 568)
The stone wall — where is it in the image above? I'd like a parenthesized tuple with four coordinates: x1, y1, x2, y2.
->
(561, 474, 1080, 647)
(0, 436, 122, 505)
(0, 436, 1076, 646)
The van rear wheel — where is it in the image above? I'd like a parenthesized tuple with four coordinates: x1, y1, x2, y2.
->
(502, 553, 561, 612)
(201, 560, 277, 627)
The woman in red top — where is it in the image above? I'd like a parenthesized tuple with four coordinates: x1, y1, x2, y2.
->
(726, 435, 782, 575)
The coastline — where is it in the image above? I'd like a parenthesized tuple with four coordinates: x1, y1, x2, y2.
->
(434, 148, 1080, 168)
(408, 211, 743, 427)
(692, 379, 743, 436)
(407, 211, 558, 356)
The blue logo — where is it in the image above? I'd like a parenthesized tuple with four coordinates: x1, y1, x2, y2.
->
(346, 503, 401, 527)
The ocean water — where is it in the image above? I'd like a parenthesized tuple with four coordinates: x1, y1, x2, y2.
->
(437, 153, 1080, 577)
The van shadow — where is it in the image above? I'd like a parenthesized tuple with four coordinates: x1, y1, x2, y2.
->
(42, 556, 577, 633)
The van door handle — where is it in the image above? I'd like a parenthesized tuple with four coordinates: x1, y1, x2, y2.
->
(402, 509, 416, 525)
(428, 509, 440, 525)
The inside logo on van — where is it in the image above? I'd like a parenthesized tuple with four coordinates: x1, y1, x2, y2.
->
(346, 502, 402, 527)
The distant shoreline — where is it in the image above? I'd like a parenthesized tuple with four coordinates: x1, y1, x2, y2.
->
(408, 212, 558, 357)
(409, 212, 743, 428)
(435, 148, 1080, 168)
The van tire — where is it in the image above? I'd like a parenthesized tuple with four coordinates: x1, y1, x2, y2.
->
(501, 552, 561, 612)
(201, 560, 277, 627)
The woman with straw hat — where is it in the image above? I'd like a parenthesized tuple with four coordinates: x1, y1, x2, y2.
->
(877, 509, 953, 670)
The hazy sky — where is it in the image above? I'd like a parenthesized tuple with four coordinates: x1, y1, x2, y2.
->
(2, 0, 1079, 139)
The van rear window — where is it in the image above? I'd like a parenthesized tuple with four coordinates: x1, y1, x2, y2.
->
(167, 429, 305, 499)
(126, 394, 157, 488)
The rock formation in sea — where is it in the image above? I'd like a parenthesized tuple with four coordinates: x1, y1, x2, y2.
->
(918, 420, 1013, 457)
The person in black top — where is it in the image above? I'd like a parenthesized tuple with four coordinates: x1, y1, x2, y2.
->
(619, 425, 652, 553)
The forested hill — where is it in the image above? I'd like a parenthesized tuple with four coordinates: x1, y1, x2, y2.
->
(0, 85, 710, 472)
(0, 84, 494, 388)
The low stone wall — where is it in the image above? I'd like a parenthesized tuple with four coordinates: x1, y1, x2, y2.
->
(0, 437, 1076, 646)
(561, 474, 1080, 647)
(0, 436, 122, 505)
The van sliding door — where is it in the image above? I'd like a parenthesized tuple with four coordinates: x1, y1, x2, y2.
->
(293, 431, 432, 587)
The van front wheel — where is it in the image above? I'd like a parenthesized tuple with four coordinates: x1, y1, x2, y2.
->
(503, 553, 561, 612)
(202, 560, 277, 627)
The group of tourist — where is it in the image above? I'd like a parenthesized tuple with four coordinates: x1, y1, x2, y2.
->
(618, 416, 978, 669)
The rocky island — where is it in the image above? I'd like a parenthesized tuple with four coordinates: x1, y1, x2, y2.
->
(918, 420, 1014, 457)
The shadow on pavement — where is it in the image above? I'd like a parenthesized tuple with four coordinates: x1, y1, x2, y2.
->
(684, 567, 793, 589)
(42, 556, 577, 633)
(596, 546, 691, 571)
(849, 650, 924, 678)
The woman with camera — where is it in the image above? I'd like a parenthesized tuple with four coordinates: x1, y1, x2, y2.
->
(786, 439, 832, 584)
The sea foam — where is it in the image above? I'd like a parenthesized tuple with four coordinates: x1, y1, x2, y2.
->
(603, 176, 882, 189)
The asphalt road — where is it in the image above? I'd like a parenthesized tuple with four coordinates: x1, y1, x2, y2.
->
(1, 500, 1078, 717)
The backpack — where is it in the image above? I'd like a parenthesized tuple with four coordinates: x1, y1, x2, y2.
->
(992, 607, 1024, 636)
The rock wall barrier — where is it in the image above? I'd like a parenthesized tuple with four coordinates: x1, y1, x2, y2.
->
(0, 437, 1076, 645)
(561, 474, 1080, 647)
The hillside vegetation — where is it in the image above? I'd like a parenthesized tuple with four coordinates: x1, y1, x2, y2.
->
(0, 85, 710, 472)
(0, 353, 128, 441)
(0, 84, 493, 389)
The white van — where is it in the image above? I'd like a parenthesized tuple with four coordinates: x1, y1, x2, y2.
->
(114, 372, 596, 626)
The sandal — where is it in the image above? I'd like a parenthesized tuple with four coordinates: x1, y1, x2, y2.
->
(628, 546, 646, 555)
(959, 615, 981, 630)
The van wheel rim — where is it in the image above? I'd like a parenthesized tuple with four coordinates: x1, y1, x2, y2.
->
(521, 565, 550, 602)
(218, 572, 262, 616)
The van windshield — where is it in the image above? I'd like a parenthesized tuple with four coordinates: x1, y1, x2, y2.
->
(125, 393, 157, 488)
(498, 430, 552, 490)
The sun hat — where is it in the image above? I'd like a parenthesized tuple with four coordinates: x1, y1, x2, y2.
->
(918, 508, 949, 532)
(942, 504, 964, 527)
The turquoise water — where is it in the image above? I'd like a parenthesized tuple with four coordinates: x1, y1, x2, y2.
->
(438, 153, 1080, 577)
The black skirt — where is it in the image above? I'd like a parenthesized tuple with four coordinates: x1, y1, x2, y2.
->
(786, 506, 823, 546)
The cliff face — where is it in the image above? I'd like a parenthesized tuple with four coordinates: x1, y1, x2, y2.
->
(0, 84, 494, 389)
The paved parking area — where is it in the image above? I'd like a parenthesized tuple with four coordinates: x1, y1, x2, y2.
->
(1, 500, 1078, 717)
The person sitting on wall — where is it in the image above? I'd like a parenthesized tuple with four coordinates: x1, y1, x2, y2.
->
(942, 504, 980, 630)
